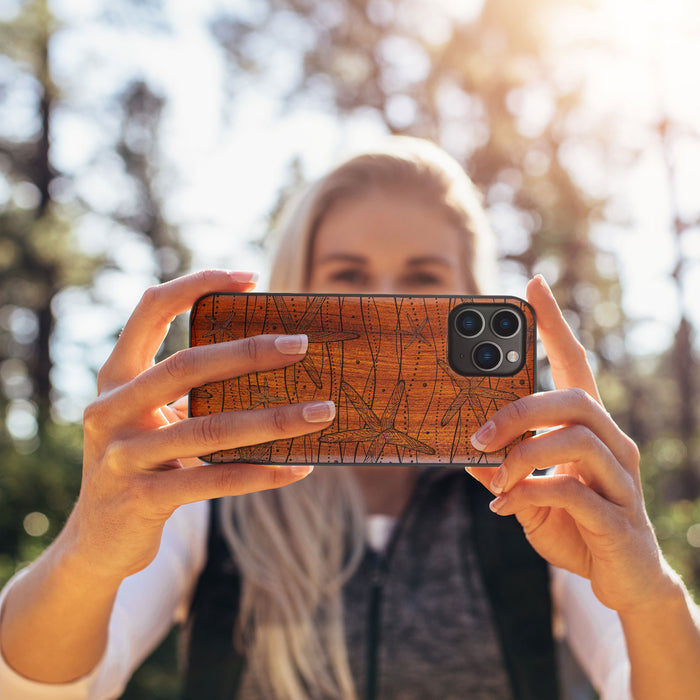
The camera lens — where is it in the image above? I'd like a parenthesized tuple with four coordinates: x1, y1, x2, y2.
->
(491, 309, 520, 338)
(455, 309, 484, 337)
(473, 342, 502, 371)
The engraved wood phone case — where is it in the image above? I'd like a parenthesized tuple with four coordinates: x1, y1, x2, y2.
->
(189, 292, 536, 466)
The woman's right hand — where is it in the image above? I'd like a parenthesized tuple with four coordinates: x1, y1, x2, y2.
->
(70, 270, 334, 582)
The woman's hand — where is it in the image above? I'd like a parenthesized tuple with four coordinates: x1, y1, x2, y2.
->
(70, 270, 334, 582)
(466, 275, 676, 614)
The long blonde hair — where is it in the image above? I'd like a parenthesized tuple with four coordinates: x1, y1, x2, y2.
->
(220, 136, 495, 700)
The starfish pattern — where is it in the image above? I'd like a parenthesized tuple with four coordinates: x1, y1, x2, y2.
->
(247, 377, 287, 409)
(231, 442, 274, 463)
(398, 313, 431, 350)
(319, 380, 435, 463)
(273, 296, 359, 388)
(437, 358, 520, 427)
(201, 311, 238, 342)
(190, 386, 213, 401)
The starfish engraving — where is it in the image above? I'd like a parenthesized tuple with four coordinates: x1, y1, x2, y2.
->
(437, 359, 519, 427)
(273, 296, 359, 389)
(319, 380, 435, 462)
(190, 386, 213, 401)
(232, 442, 274, 463)
(398, 313, 431, 350)
(202, 311, 238, 342)
(247, 377, 287, 409)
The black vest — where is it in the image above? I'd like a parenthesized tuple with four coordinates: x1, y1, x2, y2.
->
(181, 472, 559, 700)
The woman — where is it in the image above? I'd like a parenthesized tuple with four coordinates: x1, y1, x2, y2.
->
(0, 138, 698, 699)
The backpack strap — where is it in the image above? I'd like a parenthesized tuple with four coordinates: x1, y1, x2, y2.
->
(466, 477, 559, 700)
(180, 498, 246, 700)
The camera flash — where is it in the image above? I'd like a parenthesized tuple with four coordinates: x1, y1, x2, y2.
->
(506, 350, 520, 363)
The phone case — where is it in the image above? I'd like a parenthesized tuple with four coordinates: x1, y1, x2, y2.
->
(189, 292, 536, 466)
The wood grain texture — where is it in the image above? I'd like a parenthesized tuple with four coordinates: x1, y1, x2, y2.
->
(189, 293, 536, 466)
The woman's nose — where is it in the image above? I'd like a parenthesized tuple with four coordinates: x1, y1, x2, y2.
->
(373, 277, 397, 294)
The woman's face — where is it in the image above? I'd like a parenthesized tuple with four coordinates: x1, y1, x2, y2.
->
(307, 192, 471, 295)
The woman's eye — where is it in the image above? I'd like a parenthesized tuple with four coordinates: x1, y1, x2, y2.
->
(329, 269, 370, 286)
(401, 272, 444, 288)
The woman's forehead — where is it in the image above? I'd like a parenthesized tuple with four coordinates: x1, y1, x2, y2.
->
(312, 193, 464, 260)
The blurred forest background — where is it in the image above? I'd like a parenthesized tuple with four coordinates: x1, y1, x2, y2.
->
(1, 0, 700, 697)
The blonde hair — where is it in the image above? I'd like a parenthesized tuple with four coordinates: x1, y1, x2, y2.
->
(221, 137, 496, 700)
(219, 471, 365, 700)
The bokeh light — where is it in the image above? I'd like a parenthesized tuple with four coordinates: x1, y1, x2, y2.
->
(23, 512, 50, 538)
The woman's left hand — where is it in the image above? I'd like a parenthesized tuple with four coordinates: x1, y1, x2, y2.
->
(467, 275, 675, 614)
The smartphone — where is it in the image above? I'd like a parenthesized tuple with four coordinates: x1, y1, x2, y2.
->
(189, 292, 536, 466)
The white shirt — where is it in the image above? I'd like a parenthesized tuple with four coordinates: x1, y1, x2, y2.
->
(0, 501, 631, 699)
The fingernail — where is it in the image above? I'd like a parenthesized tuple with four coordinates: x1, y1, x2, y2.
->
(490, 467, 507, 494)
(534, 274, 551, 294)
(291, 465, 314, 478)
(489, 495, 507, 513)
(471, 421, 495, 451)
(275, 334, 308, 355)
(302, 401, 336, 423)
(227, 270, 259, 284)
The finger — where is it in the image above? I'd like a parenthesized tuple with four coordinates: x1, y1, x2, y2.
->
(470, 388, 640, 476)
(114, 400, 336, 467)
(118, 334, 308, 416)
(488, 425, 634, 504)
(487, 473, 623, 538)
(148, 462, 314, 510)
(168, 396, 189, 422)
(99, 270, 258, 391)
(464, 465, 499, 493)
(526, 275, 602, 403)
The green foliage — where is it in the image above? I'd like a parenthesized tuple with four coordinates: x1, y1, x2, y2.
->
(651, 497, 700, 594)
(0, 420, 83, 588)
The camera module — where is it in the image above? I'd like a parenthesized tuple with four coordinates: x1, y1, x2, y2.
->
(447, 301, 526, 376)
